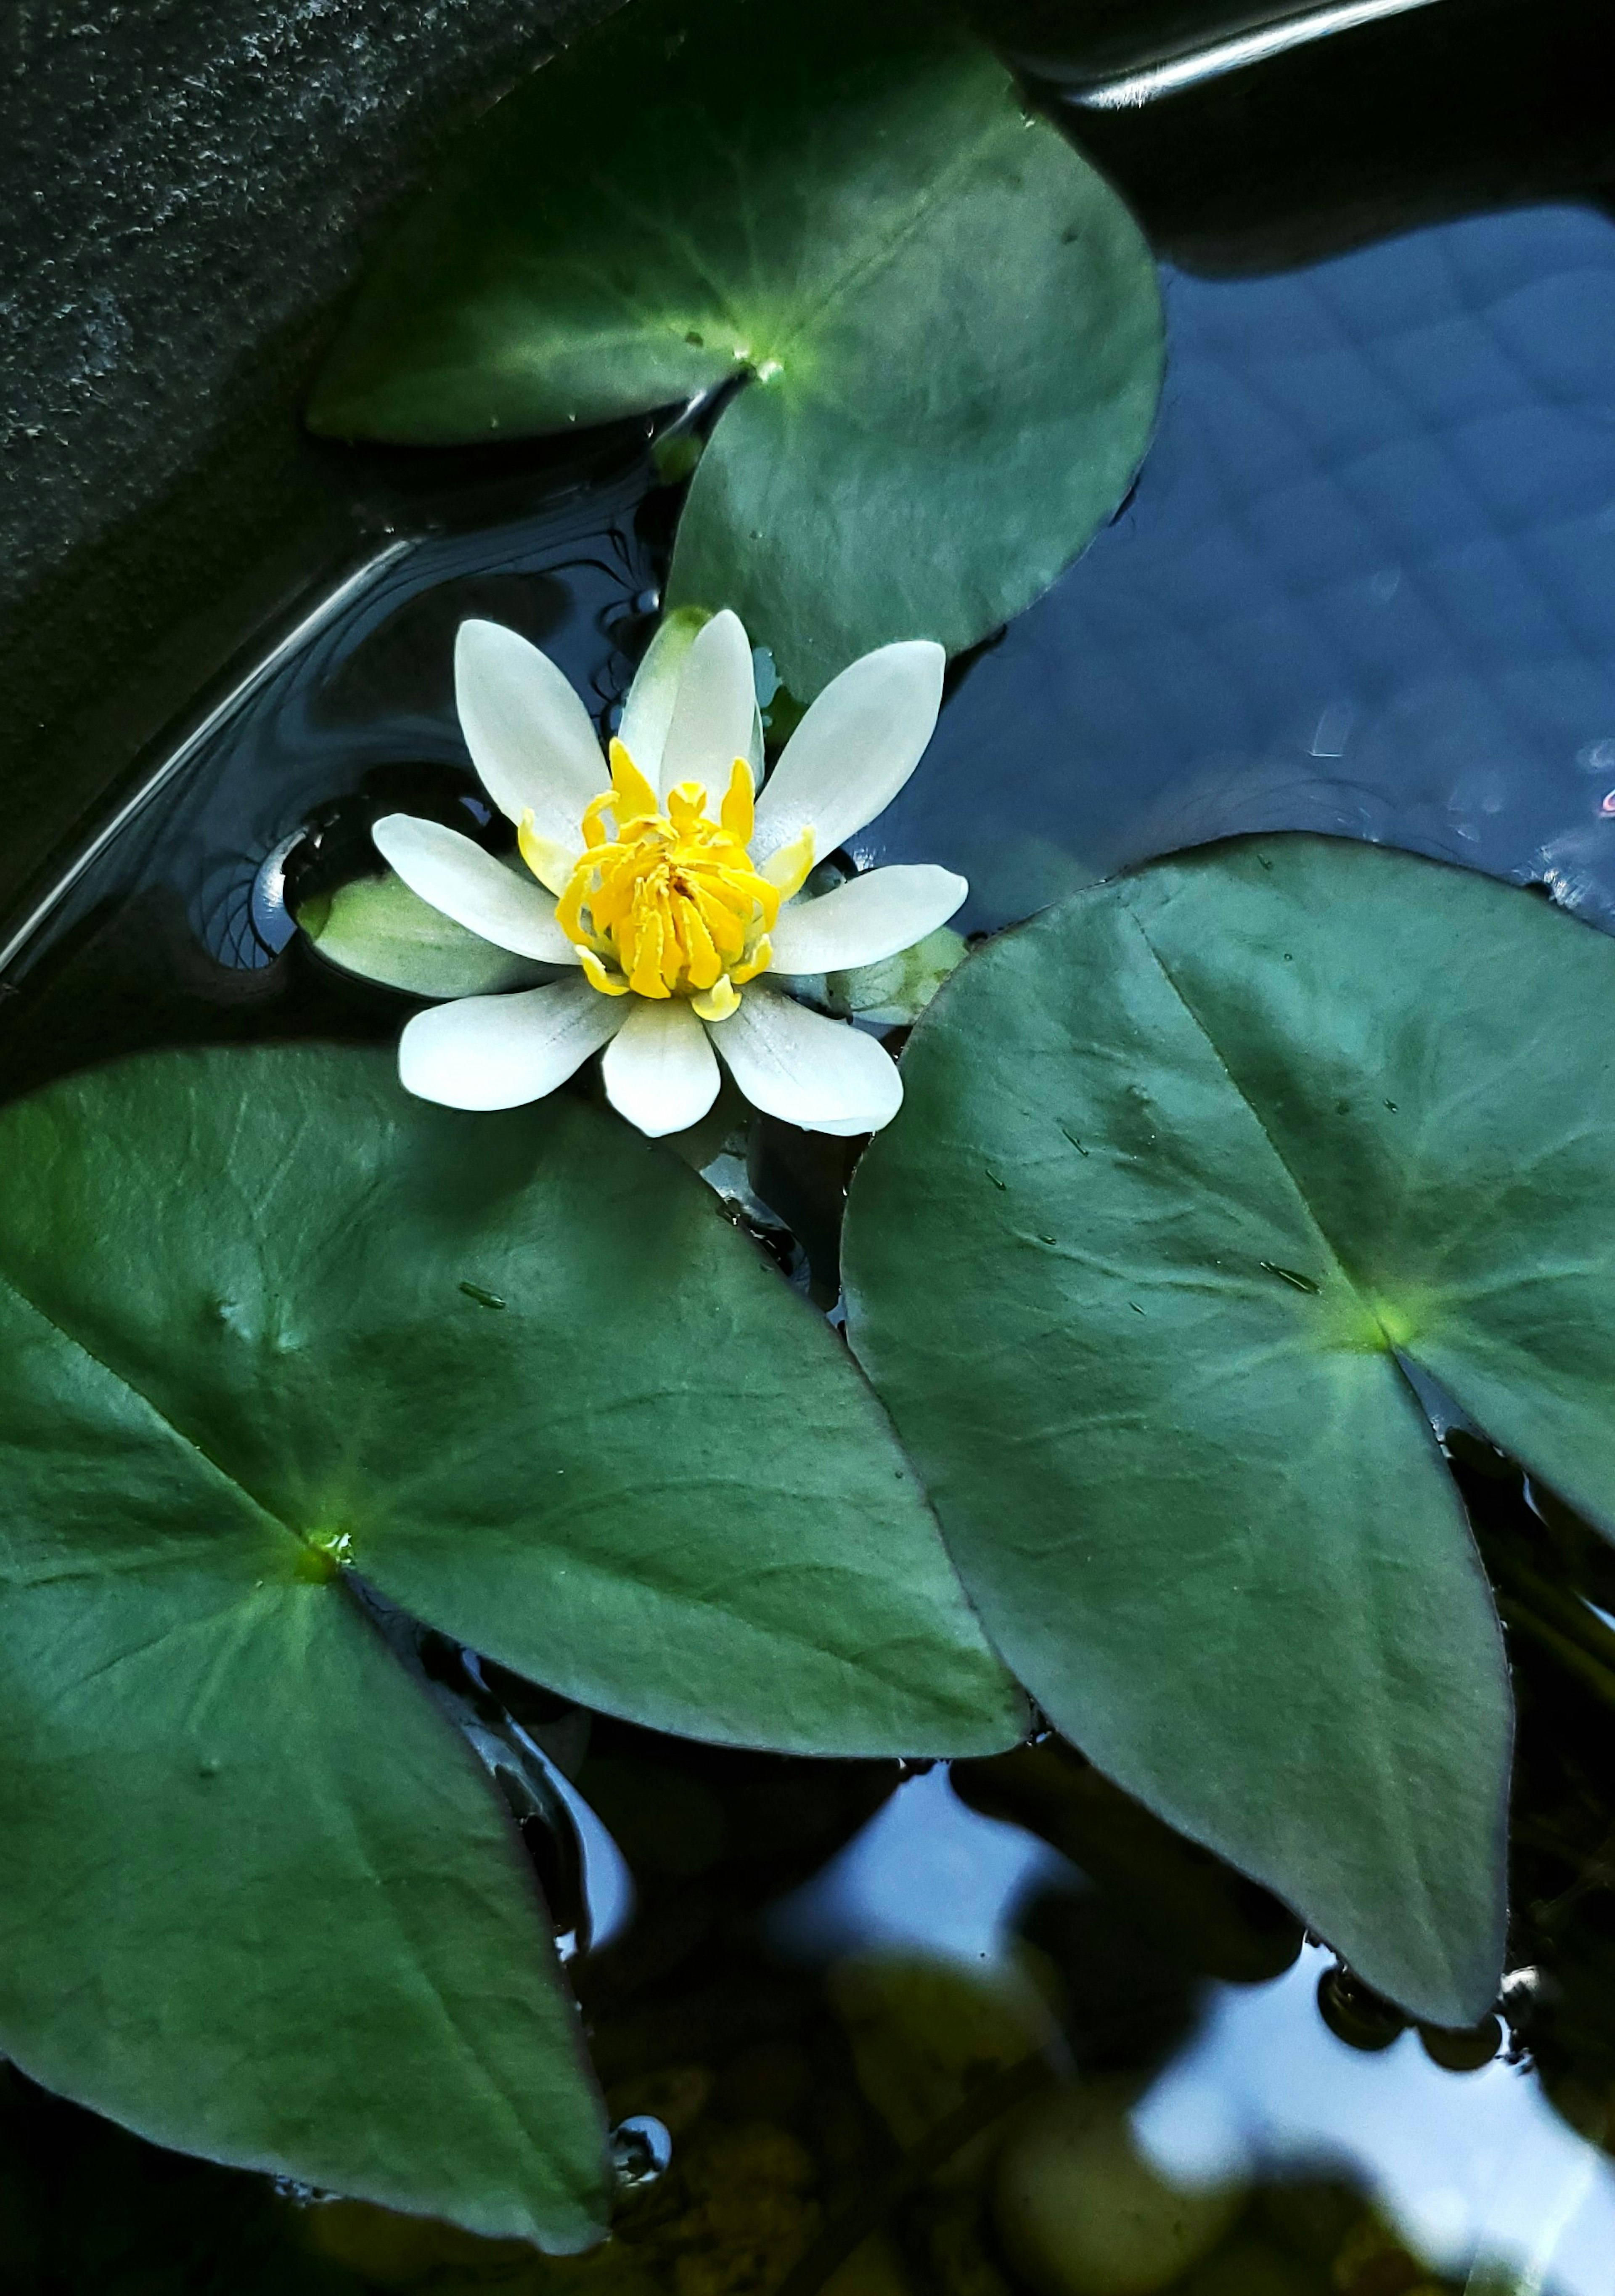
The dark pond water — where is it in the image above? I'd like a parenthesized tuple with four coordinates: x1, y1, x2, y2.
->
(6, 2, 1615, 2291)
(874, 202, 1615, 934)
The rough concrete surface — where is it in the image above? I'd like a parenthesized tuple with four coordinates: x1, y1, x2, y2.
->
(0, 0, 612, 606)
(0, 0, 625, 920)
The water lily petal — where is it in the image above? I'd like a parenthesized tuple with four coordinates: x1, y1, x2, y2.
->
(657, 608, 757, 799)
(712, 985, 902, 1136)
(455, 620, 606, 841)
(752, 641, 944, 865)
(770, 865, 967, 976)
(373, 814, 580, 963)
(399, 978, 623, 1111)
(618, 606, 710, 788)
(602, 998, 721, 1137)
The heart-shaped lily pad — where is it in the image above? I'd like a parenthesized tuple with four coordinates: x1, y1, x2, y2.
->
(839, 835, 1615, 2023)
(0, 1044, 1019, 2232)
(307, 0, 1163, 698)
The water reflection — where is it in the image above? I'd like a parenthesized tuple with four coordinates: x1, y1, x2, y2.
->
(863, 201, 1615, 937)
(1062, 0, 1448, 112)
(0, 438, 665, 1101)
(1146, 1961, 1615, 2292)
(766, 1763, 1078, 1967)
(765, 1767, 1615, 2294)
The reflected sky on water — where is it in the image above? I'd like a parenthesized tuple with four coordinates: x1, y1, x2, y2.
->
(769, 1768, 1615, 2296)
(862, 201, 1615, 939)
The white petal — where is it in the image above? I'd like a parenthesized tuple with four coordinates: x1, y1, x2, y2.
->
(398, 978, 622, 1111)
(657, 608, 757, 798)
(712, 985, 903, 1136)
(602, 998, 721, 1137)
(454, 620, 606, 841)
(751, 641, 945, 865)
(618, 606, 709, 787)
(373, 814, 580, 964)
(769, 864, 967, 976)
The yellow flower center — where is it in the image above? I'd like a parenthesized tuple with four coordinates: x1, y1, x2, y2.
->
(525, 739, 814, 1023)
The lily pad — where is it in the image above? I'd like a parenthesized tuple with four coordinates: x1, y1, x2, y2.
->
(0, 1045, 1019, 2227)
(307, 0, 1163, 697)
(836, 834, 1615, 2022)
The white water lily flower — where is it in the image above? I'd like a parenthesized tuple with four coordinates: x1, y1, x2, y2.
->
(371, 607, 966, 1138)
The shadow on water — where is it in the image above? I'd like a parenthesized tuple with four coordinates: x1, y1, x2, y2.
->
(7, 1, 1615, 2291)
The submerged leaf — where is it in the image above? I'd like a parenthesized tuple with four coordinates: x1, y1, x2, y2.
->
(826, 926, 969, 1028)
(308, 0, 1163, 697)
(299, 869, 551, 997)
(836, 835, 1615, 2022)
(0, 1045, 1020, 2230)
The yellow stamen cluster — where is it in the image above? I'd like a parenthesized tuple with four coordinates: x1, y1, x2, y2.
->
(528, 740, 813, 1023)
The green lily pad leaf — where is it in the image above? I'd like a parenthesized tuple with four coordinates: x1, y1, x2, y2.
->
(0, 1043, 1021, 2219)
(836, 834, 1615, 2023)
(307, 0, 1163, 698)
(0, 1337, 609, 2240)
(298, 869, 551, 998)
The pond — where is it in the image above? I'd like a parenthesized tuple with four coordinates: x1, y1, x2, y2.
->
(3, 1, 1615, 2291)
